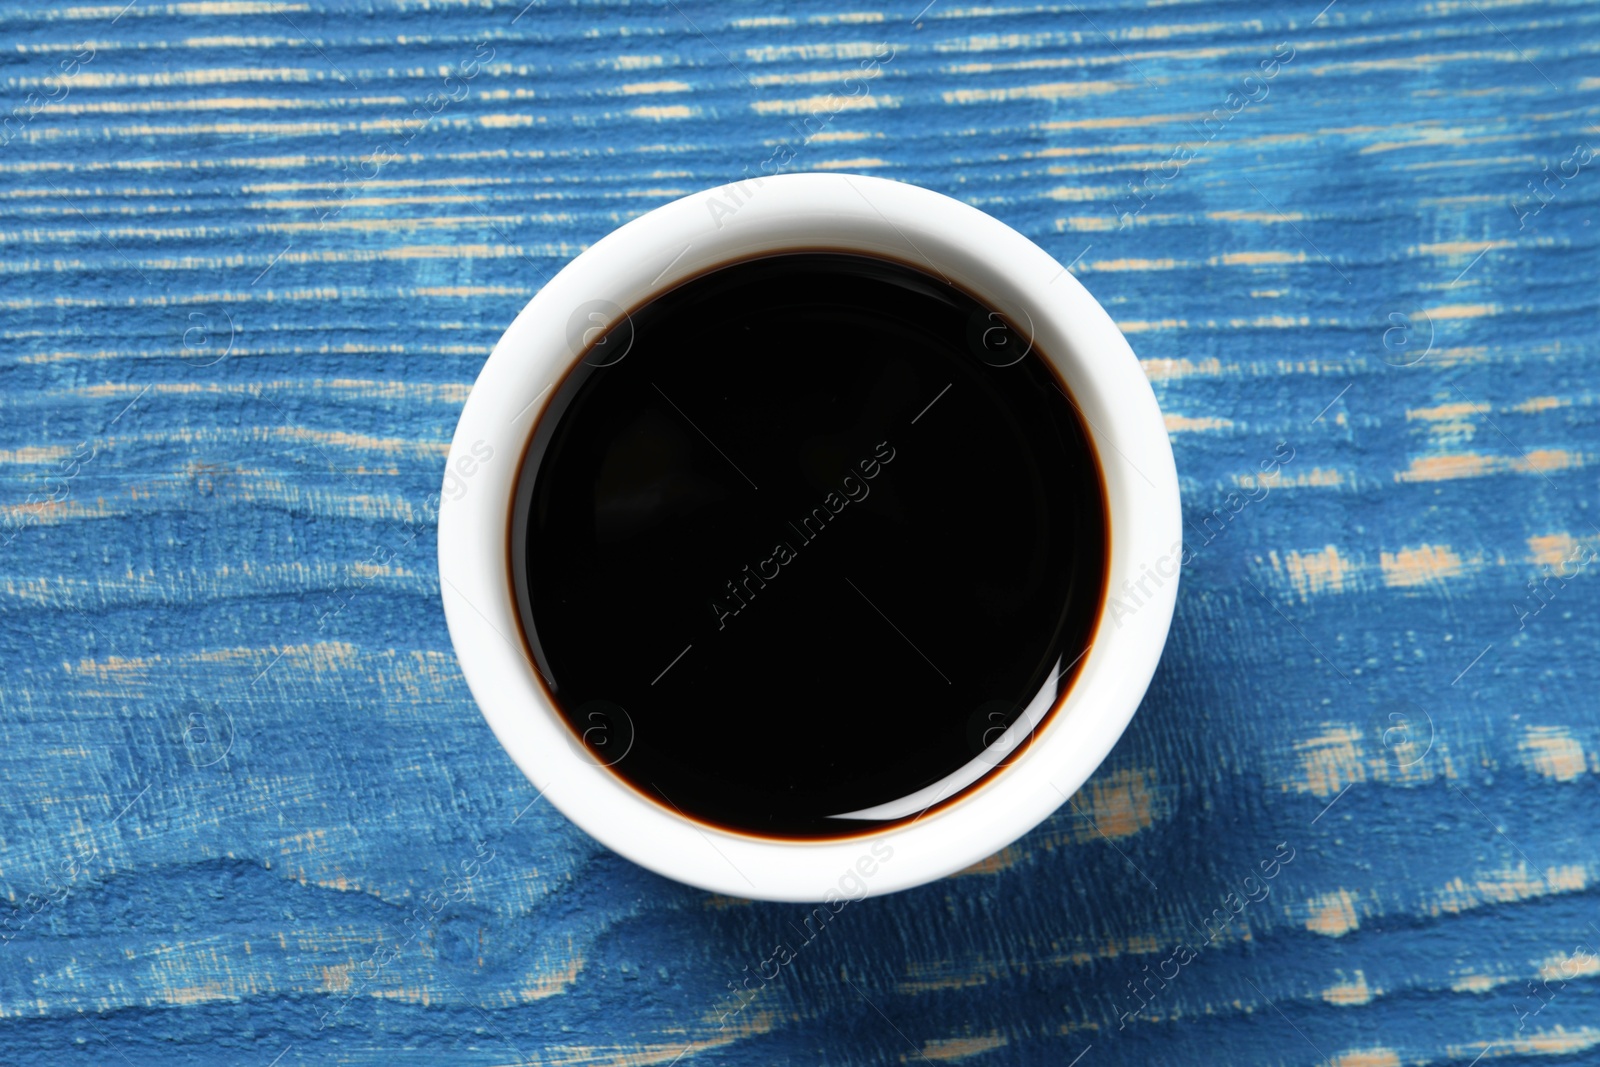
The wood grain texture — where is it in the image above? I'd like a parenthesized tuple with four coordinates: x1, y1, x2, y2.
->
(1, 0, 1597, 1063)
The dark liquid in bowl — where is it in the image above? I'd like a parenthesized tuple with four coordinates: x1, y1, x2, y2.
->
(510, 252, 1107, 839)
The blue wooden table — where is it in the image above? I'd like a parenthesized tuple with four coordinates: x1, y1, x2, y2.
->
(2, 1, 1597, 1064)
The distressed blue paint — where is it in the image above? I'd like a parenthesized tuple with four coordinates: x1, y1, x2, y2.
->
(0, 0, 1597, 1064)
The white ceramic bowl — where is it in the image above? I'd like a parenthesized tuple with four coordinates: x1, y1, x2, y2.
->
(438, 173, 1180, 902)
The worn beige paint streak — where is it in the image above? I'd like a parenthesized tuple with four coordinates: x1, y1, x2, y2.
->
(1280, 723, 1459, 796)
(1397, 449, 1584, 483)
(812, 157, 889, 169)
(1430, 865, 1588, 917)
(628, 106, 696, 120)
(1235, 467, 1345, 490)
(953, 770, 1165, 876)
(1446, 1026, 1600, 1060)
(616, 81, 691, 95)
(1524, 532, 1596, 568)
(751, 94, 896, 114)
(1305, 889, 1362, 936)
(1519, 726, 1589, 782)
(1141, 357, 1224, 382)
(1322, 971, 1377, 1006)
(1327, 1049, 1401, 1067)
(1218, 250, 1307, 265)
(553, 1011, 778, 1067)
(945, 80, 1128, 103)
(1086, 257, 1184, 271)
(1071, 768, 1162, 840)
(1164, 414, 1232, 432)
(921, 1033, 1009, 1061)
(1538, 947, 1600, 982)
(0, 443, 77, 465)
(1272, 545, 1358, 598)
(953, 845, 1023, 877)
(1379, 544, 1472, 587)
